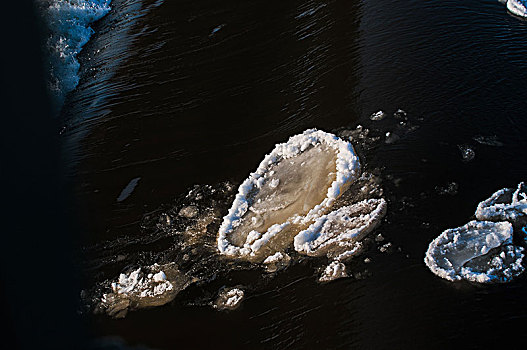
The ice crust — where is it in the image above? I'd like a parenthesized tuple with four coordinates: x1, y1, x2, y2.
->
(37, 0, 112, 108)
(294, 198, 387, 258)
(217, 129, 361, 261)
(507, 0, 527, 17)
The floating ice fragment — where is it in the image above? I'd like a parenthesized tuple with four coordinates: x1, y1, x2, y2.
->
(217, 129, 361, 261)
(319, 261, 348, 282)
(294, 198, 387, 258)
(263, 252, 291, 272)
(179, 205, 199, 218)
(425, 221, 524, 283)
(385, 132, 400, 144)
(506, 0, 527, 18)
(475, 182, 527, 227)
(458, 145, 475, 162)
(393, 109, 408, 120)
(97, 263, 195, 318)
(117, 177, 141, 202)
(473, 135, 503, 147)
(214, 287, 244, 310)
(370, 110, 387, 121)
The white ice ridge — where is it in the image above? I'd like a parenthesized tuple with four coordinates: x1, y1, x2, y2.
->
(506, 0, 527, 17)
(425, 221, 524, 283)
(476, 182, 527, 224)
(37, 0, 112, 107)
(217, 129, 361, 260)
(294, 198, 387, 257)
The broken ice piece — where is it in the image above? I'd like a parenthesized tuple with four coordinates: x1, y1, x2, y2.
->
(217, 129, 361, 261)
(214, 287, 244, 311)
(319, 261, 348, 282)
(475, 182, 527, 228)
(458, 144, 475, 162)
(294, 198, 387, 258)
(370, 110, 387, 121)
(425, 220, 524, 283)
(262, 252, 291, 273)
(97, 263, 195, 318)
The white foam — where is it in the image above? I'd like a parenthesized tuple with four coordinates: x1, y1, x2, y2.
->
(217, 129, 361, 259)
(37, 0, 112, 108)
(507, 0, 527, 17)
(425, 220, 524, 283)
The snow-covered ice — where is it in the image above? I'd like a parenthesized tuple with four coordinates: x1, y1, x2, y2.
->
(425, 221, 524, 283)
(217, 129, 361, 261)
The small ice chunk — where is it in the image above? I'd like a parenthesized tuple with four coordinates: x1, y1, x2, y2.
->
(385, 132, 400, 144)
(269, 178, 280, 189)
(379, 242, 392, 253)
(370, 110, 387, 121)
(393, 109, 408, 120)
(215, 288, 244, 310)
(209, 24, 226, 36)
(475, 182, 527, 227)
(153, 271, 166, 282)
(319, 261, 348, 282)
(425, 220, 524, 283)
(263, 252, 291, 272)
(458, 145, 475, 162)
(117, 177, 141, 202)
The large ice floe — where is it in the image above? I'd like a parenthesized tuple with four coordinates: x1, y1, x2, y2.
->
(505, 0, 527, 17)
(217, 129, 362, 261)
(425, 183, 526, 283)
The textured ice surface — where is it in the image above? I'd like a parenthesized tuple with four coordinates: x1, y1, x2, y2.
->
(218, 129, 361, 261)
(319, 261, 348, 282)
(294, 198, 387, 258)
(425, 221, 524, 283)
(97, 263, 195, 318)
(475, 182, 527, 227)
(507, 0, 527, 17)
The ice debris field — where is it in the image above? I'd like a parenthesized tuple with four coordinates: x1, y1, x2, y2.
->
(93, 127, 525, 318)
(425, 183, 527, 283)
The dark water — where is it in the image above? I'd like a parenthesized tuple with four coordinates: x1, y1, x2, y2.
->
(60, 0, 527, 348)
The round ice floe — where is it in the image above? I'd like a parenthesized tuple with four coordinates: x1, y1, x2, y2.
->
(475, 182, 527, 226)
(217, 129, 361, 261)
(294, 198, 387, 258)
(425, 221, 524, 283)
(507, 0, 527, 18)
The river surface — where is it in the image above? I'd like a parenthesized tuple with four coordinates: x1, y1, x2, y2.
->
(58, 0, 527, 348)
